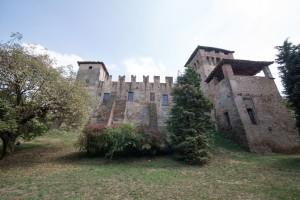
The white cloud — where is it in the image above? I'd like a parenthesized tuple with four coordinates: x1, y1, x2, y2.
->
(123, 57, 175, 82)
(189, 0, 300, 94)
(22, 43, 83, 72)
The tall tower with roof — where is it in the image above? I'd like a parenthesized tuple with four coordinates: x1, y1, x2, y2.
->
(184, 46, 235, 97)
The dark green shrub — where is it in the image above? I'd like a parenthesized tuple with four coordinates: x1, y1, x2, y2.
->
(78, 123, 141, 159)
(78, 123, 171, 159)
(138, 128, 171, 155)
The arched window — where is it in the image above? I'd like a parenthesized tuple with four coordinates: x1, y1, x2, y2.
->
(89, 66, 93, 69)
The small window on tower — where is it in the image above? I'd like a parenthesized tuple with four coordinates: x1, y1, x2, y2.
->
(89, 66, 93, 69)
(86, 79, 89, 84)
(206, 56, 210, 65)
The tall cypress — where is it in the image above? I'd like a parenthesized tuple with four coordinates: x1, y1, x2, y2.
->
(167, 67, 215, 165)
(276, 40, 300, 131)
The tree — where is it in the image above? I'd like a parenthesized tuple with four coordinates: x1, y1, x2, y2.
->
(167, 67, 215, 165)
(276, 40, 300, 131)
(0, 33, 92, 158)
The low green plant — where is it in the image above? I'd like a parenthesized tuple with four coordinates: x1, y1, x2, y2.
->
(78, 123, 141, 159)
(78, 123, 171, 159)
(138, 128, 171, 155)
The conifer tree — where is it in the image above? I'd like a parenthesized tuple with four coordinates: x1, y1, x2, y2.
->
(276, 40, 300, 131)
(167, 67, 214, 165)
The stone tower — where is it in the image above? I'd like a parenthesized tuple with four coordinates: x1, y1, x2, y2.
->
(185, 46, 300, 153)
(76, 61, 109, 86)
(184, 46, 234, 98)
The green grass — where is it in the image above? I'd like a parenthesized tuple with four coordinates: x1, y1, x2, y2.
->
(0, 131, 300, 200)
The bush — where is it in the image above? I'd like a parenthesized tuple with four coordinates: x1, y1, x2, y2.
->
(78, 123, 171, 159)
(78, 123, 140, 159)
(138, 127, 171, 155)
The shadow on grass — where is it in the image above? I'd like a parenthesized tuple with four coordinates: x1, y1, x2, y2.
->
(213, 132, 246, 153)
(54, 151, 191, 169)
(0, 142, 66, 169)
(270, 157, 300, 171)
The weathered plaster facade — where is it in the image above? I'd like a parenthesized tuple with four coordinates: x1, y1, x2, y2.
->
(76, 45, 300, 153)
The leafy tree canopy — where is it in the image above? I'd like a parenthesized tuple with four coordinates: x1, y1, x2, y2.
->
(0, 33, 93, 158)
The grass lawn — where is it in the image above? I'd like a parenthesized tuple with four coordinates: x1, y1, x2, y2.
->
(0, 131, 300, 200)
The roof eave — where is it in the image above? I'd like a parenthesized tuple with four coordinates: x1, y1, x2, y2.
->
(184, 45, 235, 67)
(77, 61, 109, 76)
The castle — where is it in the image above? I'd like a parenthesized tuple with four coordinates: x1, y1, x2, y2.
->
(76, 46, 300, 153)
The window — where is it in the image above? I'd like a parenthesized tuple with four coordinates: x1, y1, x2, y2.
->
(85, 79, 89, 84)
(224, 112, 232, 129)
(150, 92, 155, 101)
(247, 108, 257, 124)
(89, 66, 93, 69)
(206, 56, 210, 64)
(128, 92, 134, 102)
(162, 94, 168, 106)
(216, 57, 220, 63)
(211, 57, 215, 65)
(103, 93, 111, 104)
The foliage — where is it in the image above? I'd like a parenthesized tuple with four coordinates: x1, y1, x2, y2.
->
(138, 127, 171, 155)
(276, 40, 300, 130)
(79, 123, 141, 159)
(0, 33, 92, 157)
(167, 67, 215, 165)
(78, 123, 171, 159)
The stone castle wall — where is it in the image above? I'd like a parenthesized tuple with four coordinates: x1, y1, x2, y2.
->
(89, 75, 173, 129)
(208, 62, 299, 153)
(77, 45, 300, 153)
(230, 75, 299, 152)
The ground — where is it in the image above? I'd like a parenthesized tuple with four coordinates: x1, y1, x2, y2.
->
(0, 131, 299, 200)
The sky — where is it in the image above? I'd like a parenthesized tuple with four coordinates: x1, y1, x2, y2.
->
(1, 0, 300, 92)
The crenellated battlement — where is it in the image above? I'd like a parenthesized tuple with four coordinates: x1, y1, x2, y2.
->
(104, 75, 174, 85)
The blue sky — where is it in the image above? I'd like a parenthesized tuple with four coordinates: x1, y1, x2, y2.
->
(1, 0, 300, 91)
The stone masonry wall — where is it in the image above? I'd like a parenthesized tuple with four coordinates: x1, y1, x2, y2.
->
(94, 75, 173, 129)
(212, 78, 249, 149)
(230, 75, 299, 153)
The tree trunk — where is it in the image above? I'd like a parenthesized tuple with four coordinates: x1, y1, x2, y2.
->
(0, 133, 16, 159)
(0, 135, 7, 159)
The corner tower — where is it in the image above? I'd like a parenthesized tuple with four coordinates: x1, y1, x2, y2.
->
(184, 46, 234, 97)
(76, 61, 109, 87)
